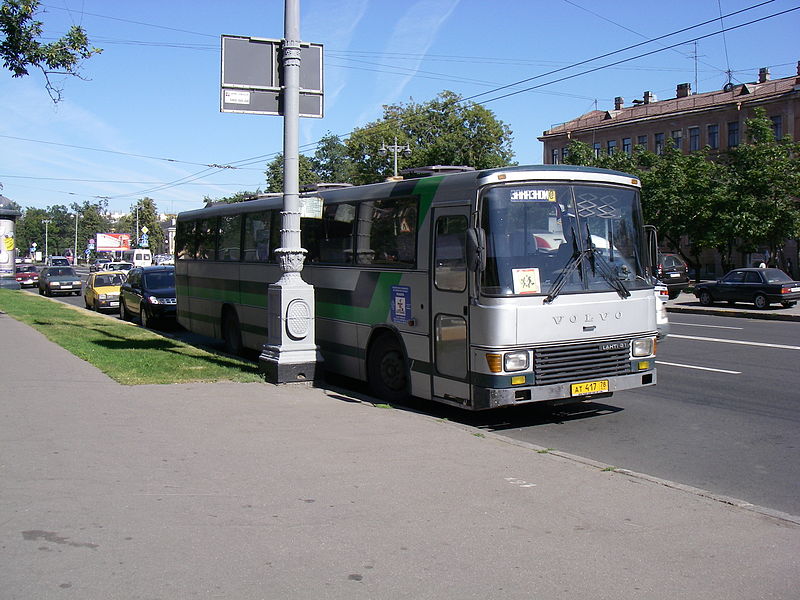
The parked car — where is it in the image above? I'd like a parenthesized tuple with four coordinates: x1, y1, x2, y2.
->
(89, 258, 112, 272)
(46, 255, 70, 267)
(14, 265, 39, 288)
(694, 268, 800, 309)
(119, 265, 176, 328)
(83, 271, 125, 312)
(38, 266, 82, 296)
(656, 253, 690, 299)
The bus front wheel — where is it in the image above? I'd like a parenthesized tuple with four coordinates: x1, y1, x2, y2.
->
(367, 334, 409, 402)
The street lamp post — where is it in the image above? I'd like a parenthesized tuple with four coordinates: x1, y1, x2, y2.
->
(378, 136, 412, 178)
(73, 214, 81, 265)
(42, 219, 51, 261)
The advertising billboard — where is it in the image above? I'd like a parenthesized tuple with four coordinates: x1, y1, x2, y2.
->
(96, 233, 131, 253)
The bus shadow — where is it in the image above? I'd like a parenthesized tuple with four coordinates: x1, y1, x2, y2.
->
(318, 373, 623, 430)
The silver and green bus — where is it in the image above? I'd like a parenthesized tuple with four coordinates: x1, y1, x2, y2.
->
(176, 165, 658, 410)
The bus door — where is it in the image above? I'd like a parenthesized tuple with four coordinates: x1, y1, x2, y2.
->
(430, 207, 471, 405)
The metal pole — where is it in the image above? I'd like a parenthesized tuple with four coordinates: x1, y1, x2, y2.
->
(260, 0, 320, 383)
(393, 136, 399, 177)
(43, 219, 51, 260)
(73, 214, 79, 265)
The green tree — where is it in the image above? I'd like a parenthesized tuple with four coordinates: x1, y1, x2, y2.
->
(118, 198, 164, 254)
(264, 154, 319, 193)
(724, 108, 800, 269)
(310, 132, 355, 183)
(0, 0, 102, 102)
(346, 90, 515, 184)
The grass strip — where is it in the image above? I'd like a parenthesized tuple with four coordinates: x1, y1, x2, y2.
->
(0, 289, 263, 385)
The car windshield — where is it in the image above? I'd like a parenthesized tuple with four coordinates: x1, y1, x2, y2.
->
(764, 268, 793, 283)
(143, 271, 174, 289)
(17, 266, 36, 273)
(479, 182, 648, 297)
(50, 268, 76, 277)
(95, 274, 123, 286)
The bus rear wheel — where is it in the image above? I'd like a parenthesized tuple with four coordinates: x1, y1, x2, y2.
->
(368, 334, 409, 403)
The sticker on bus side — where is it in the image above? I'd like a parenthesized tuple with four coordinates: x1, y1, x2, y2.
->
(391, 285, 412, 323)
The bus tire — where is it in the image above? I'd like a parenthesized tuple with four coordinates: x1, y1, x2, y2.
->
(367, 334, 410, 403)
(222, 308, 243, 356)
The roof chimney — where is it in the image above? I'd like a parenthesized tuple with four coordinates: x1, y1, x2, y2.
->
(758, 67, 770, 83)
(643, 91, 656, 104)
(614, 96, 624, 110)
(676, 83, 691, 98)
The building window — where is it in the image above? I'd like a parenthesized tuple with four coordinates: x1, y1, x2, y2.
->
(637, 135, 648, 150)
(727, 121, 739, 147)
(654, 133, 665, 155)
(607, 139, 617, 155)
(707, 124, 719, 149)
(561, 147, 568, 162)
(551, 148, 559, 165)
(622, 137, 631, 155)
(671, 130, 682, 150)
(771, 115, 783, 139)
(593, 142, 601, 158)
(689, 127, 700, 151)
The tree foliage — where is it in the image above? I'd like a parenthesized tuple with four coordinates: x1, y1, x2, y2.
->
(563, 108, 800, 277)
(0, 0, 101, 101)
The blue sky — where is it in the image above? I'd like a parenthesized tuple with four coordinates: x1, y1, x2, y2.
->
(0, 0, 797, 216)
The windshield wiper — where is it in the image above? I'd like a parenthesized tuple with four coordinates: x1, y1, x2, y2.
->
(583, 226, 630, 299)
(544, 228, 582, 304)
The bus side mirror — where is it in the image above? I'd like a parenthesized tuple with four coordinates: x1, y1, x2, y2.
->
(644, 225, 658, 279)
(466, 227, 486, 272)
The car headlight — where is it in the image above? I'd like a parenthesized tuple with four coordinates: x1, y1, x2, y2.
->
(51, 281, 60, 286)
(99, 293, 107, 300)
(148, 295, 163, 304)
(503, 351, 529, 372)
(632, 337, 655, 357)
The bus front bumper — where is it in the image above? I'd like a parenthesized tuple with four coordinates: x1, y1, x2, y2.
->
(471, 370, 657, 410)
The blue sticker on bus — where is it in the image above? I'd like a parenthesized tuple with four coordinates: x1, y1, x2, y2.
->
(391, 285, 412, 323)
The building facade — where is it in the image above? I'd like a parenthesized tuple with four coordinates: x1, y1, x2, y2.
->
(538, 62, 800, 277)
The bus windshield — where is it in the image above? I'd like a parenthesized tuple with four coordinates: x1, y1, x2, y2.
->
(479, 183, 648, 297)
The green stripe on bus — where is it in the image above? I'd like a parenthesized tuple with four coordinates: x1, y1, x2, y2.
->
(413, 175, 444, 227)
(316, 271, 402, 323)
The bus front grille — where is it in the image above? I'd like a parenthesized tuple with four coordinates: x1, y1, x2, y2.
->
(533, 340, 630, 385)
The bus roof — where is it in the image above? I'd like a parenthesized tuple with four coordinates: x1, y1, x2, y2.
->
(177, 164, 640, 221)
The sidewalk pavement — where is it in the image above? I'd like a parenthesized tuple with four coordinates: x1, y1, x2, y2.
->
(1, 311, 798, 600)
(666, 290, 800, 321)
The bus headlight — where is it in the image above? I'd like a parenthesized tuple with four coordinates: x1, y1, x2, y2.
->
(503, 351, 529, 372)
(632, 337, 655, 357)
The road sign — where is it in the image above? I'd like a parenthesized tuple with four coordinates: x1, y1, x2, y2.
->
(220, 35, 323, 118)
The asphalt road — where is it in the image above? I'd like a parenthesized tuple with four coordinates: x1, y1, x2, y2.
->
(25, 277, 800, 517)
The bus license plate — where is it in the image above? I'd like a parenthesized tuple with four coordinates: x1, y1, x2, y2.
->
(571, 380, 609, 396)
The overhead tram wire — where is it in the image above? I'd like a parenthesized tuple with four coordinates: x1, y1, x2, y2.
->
(462, 0, 778, 103)
(476, 5, 800, 106)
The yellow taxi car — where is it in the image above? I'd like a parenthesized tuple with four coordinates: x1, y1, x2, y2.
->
(83, 271, 126, 312)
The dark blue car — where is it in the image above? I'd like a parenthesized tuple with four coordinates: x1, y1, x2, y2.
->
(119, 265, 177, 328)
(694, 268, 800, 309)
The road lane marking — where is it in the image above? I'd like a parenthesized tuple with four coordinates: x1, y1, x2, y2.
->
(656, 361, 741, 374)
(669, 334, 800, 351)
(671, 322, 743, 330)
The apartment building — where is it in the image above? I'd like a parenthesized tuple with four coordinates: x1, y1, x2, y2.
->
(539, 62, 800, 164)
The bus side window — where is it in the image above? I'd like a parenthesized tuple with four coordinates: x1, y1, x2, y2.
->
(243, 211, 271, 262)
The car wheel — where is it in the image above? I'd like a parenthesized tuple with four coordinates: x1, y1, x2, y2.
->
(668, 290, 680, 300)
(367, 334, 410, 403)
(222, 308, 244, 356)
(781, 301, 797, 308)
(120, 299, 131, 321)
(93, 299, 100, 312)
(85, 297, 91, 309)
(698, 290, 714, 306)
(38, 287, 44, 296)
(140, 304, 151, 328)
(754, 294, 768, 309)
